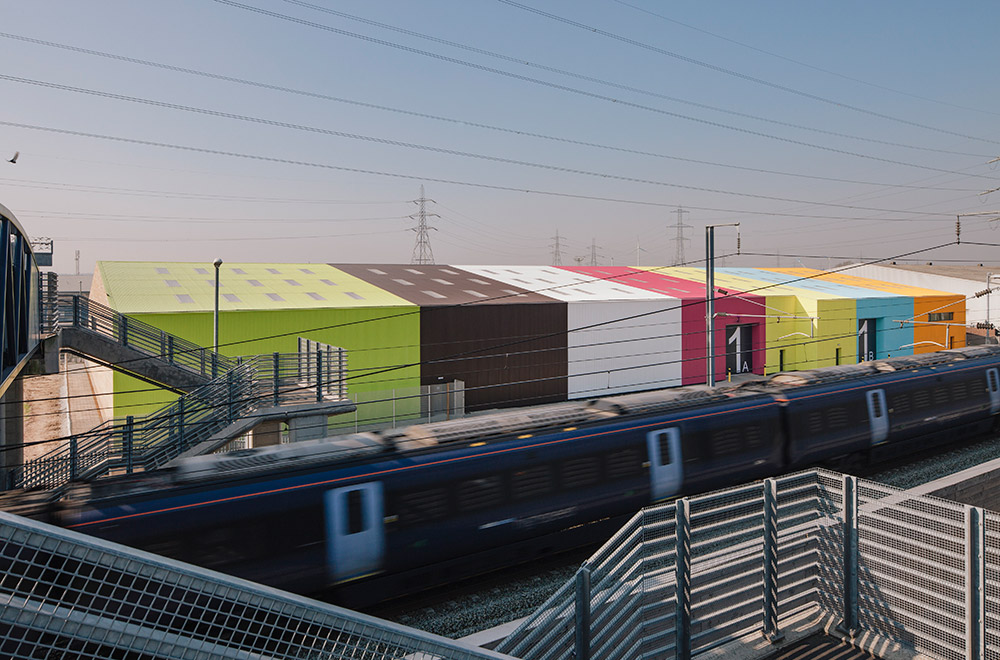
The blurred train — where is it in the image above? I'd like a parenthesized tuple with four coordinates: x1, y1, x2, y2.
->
(16, 345, 1000, 606)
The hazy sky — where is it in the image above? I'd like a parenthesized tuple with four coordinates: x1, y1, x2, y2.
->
(3, 1, 1000, 274)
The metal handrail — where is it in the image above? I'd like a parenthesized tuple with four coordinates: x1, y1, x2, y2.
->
(14, 294, 352, 490)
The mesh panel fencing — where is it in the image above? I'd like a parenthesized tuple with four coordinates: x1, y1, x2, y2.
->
(0, 512, 514, 660)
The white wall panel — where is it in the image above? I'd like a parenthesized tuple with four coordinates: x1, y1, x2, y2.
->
(567, 300, 683, 398)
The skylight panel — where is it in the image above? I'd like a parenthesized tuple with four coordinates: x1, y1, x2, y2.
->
(266, 293, 284, 301)
(247, 279, 263, 287)
(205, 280, 224, 287)
(393, 278, 414, 286)
(266, 268, 281, 274)
(320, 279, 338, 286)
(440, 269, 458, 275)
(231, 268, 247, 274)
(344, 292, 364, 300)
(306, 292, 325, 300)
(405, 268, 423, 275)
(194, 268, 208, 275)
(469, 278, 490, 285)
(156, 267, 170, 274)
(222, 293, 241, 303)
(285, 279, 302, 286)
(422, 290, 446, 299)
(367, 268, 387, 275)
(300, 268, 314, 274)
(175, 294, 194, 303)
(431, 278, 452, 286)
(463, 290, 488, 298)
(165, 280, 180, 288)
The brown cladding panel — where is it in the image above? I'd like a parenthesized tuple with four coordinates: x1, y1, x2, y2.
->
(420, 302, 568, 412)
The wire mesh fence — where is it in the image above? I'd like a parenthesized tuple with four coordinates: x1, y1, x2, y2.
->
(498, 469, 989, 660)
(0, 510, 514, 660)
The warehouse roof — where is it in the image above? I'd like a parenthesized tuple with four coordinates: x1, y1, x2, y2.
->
(333, 263, 553, 305)
(879, 263, 1000, 282)
(765, 268, 961, 297)
(456, 265, 676, 301)
(98, 262, 413, 314)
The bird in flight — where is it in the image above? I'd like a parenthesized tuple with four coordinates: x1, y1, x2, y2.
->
(7, 152, 17, 164)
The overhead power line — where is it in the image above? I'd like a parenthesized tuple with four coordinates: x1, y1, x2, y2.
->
(208, 2, 999, 172)
(0, 120, 971, 221)
(495, 0, 1000, 145)
(1, 32, 985, 188)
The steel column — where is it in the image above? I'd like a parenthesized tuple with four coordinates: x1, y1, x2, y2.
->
(967, 505, 985, 660)
(675, 498, 692, 659)
(839, 474, 858, 633)
(574, 563, 592, 660)
(124, 415, 134, 475)
(762, 478, 783, 642)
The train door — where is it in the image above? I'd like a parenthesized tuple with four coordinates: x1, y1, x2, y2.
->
(324, 482, 385, 582)
(866, 389, 889, 444)
(647, 428, 683, 500)
(988, 368, 1000, 414)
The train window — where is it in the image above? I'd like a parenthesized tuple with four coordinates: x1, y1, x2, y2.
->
(869, 394, 882, 418)
(658, 434, 673, 465)
(913, 390, 931, 409)
(827, 407, 848, 430)
(890, 393, 910, 414)
(606, 447, 642, 479)
(459, 476, 504, 512)
(711, 427, 741, 456)
(561, 456, 601, 489)
(513, 465, 554, 500)
(989, 370, 999, 393)
(346, 489, 365, 535)
(398, 488, 449, 525)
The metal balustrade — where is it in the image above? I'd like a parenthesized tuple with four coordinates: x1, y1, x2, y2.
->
(498, 469, 989, 660)
(12, 294, 351, 491)
(59, 294, 240, 378)
(0, 510, 513, 660)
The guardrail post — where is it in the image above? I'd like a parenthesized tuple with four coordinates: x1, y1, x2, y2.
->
(72, 295, 79, 326)
(273, 352, 280, 407)
(167, 335, 174, 364)
(675, 498, 692, 660)
(69, 436, 78, 481)
(124, 415, 134, 474)
(316, 348, 324, 402)
(838, 474, 859, 634)
(211, 351, 218, 379)
(159, 330, 166, 358)
(762, 478, 784, 642)
(575, 563, 592, 660)
(200, 348, 206, 375)
(177, 398, 185, 448)
(227, 370, 235, 423)
(120, 315, 128, 347)
(967, 505, 985, 660)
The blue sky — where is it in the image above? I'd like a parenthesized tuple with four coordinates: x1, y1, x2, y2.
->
(3, 1, 1000, 273)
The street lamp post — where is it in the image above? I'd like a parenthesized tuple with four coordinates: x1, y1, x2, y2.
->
(213, 258, 223, 353)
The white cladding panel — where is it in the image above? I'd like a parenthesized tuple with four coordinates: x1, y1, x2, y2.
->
(848, 265, 986, 322)
(568, 300, 683, 398)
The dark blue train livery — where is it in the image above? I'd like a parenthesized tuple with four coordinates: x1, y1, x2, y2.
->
(49, 345, 1000, 606)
